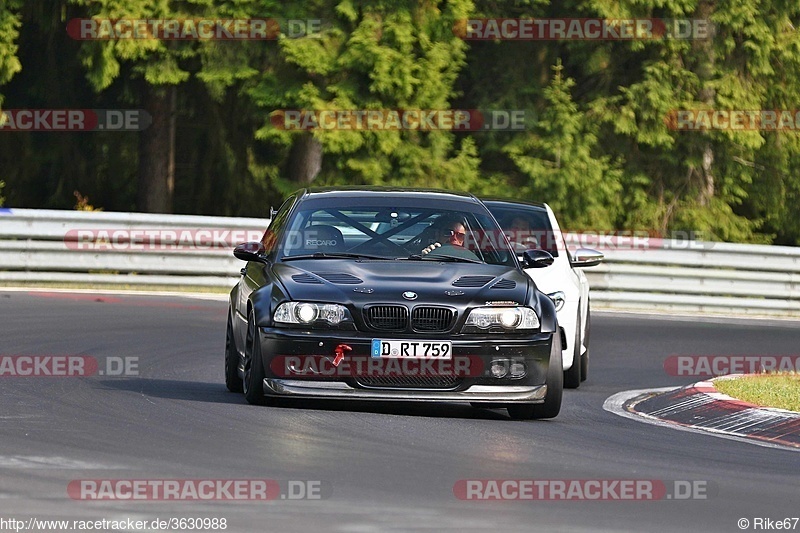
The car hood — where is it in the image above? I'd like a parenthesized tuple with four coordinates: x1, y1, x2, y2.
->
(272, 259, 532, 308)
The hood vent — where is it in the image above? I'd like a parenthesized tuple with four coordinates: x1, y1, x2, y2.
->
(317, 272, 364, 284)
(491, 279, 516, 289)
(452, 275, 494, 288)
(291, 273, 323, 284)
(292, 272, 364, 284)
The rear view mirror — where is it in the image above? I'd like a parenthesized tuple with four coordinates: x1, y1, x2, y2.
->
(521, 249, 554, 268)
(570, 248, 604, 267)
(233, 241, 267, 263)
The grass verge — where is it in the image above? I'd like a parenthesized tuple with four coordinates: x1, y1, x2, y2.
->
(714, 373, 800, 412)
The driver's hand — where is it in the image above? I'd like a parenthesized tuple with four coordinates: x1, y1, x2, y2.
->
(511, 237, 538, 251)
(421, 242, 442, 255)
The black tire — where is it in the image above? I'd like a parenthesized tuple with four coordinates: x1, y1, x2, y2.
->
(506, 403, 536, 420)
(581, 302, 590, 382)
(507, 333, 563, 420)
(225, 311, 243, 393)
(530, 332, 563, 419)
(563, 308, 582, 389)
(243, 311, 268, 405)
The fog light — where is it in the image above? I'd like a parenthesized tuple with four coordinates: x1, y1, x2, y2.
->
(490, 359, 509, 378)
(509, 361, 527, 378)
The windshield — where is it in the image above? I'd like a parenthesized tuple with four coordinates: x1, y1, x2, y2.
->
(277, 204, 516, 267)
(485, 204, 559, 258)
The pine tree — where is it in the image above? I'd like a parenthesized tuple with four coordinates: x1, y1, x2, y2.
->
(504, 60, 622, 229)
(248, 0, 482, 195)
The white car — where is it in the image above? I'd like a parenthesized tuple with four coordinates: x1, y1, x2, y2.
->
(483, 200, 603, 389)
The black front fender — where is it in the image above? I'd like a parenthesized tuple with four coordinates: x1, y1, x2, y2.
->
(251, 283, 289, 328)
(535, 290, 558, 333)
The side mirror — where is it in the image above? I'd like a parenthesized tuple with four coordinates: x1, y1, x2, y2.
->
(570, 248, 604, 268)
(521, 249, 554, 268)
(233, 241, 267, 263)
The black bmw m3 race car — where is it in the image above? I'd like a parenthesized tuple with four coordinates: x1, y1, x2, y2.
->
(225, 187, 562, 419)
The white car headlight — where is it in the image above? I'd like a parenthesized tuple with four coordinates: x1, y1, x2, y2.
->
(274, 302, 347, 325)
(464, 306, 540, 331)
(547, 291, 566, 311)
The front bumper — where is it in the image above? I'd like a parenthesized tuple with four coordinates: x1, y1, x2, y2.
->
(263, 379, 547, 402)
(257, 328, 555, 403)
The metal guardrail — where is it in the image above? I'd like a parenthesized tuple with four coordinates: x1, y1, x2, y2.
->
(0, 208, 268, 288)
(1, 208, 799, 316)
(584, 242, 800, 316)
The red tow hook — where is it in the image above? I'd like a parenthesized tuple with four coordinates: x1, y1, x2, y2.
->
(332, 344, 352, 367)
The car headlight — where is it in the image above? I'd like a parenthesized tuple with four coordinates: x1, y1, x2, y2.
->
(274, 301, 348, 325)
(547, 291, 566, 312)
(463, 306, 540, 331)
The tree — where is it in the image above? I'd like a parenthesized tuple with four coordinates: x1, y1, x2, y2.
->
(504, 60, 622, 229)
(69, 0, 271, 213)
(589, 0, 800, 242)
(0, 0, 21, 208)
(0, 0, 22, 108)
(249, 0, 482, 195)
(2, 0, 800, 246)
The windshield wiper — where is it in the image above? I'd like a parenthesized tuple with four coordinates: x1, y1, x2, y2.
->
(407, 253, 483, 264)
(283, 252, 390, 261)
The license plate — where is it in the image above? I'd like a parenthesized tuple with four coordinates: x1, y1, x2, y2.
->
(371, 339, 452, 359)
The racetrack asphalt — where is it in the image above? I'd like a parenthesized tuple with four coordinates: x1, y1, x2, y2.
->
(0, 290, 798, 532)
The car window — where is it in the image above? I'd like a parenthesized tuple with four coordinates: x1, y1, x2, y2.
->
(277, 204, 516, 266)
(261, 195, 296, 255)
(485, 205, 559, 258)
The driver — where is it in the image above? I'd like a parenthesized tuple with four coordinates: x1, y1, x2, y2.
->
(421, 217, 478, 259)
(505, 216, 539, 252)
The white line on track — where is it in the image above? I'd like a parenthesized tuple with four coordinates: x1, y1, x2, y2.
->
(0, 455, 121, 469)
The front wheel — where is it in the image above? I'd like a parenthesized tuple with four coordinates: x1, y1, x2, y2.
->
(224, 311, 243, 393)
(580, 303, 591, 382)
(243, 311, 268, 405)
(506, 333, 563, 420)
(563, 308, 582, 389)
